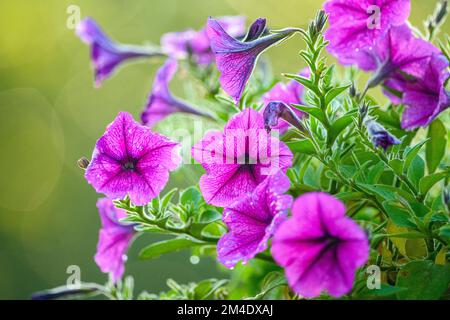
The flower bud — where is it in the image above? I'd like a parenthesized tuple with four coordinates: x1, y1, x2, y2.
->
(365, 118, 401, 151)
(77, 157, 90, 170)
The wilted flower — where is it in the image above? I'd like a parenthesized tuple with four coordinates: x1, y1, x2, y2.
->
(271, 192, 369, 298)
(94, 198, 135, 283)
(217, 171, 292, 268)
(85, 112, 181, 205)
(191, 108, 293, 207)
(141, 59, 212, 127)
(161, 16, 246, 65)
(365, 118, 401, 150)
(76, 17, 163, 87)
(263, 102, 305, 133)
(207, 17, 300, 103)
(262, 69, 308, 133)
(324, 0, 411, 64)
(402, 54, 450, 130)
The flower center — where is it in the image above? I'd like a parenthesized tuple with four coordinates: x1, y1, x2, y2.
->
(121, 158, 137, 171)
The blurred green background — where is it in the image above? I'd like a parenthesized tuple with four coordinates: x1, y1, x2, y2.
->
(0, 0, 446, 299)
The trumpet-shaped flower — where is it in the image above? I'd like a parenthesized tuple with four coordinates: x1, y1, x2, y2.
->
(141, 59, 212, 127)
(85, 112, 181, 205)
(94, 198, 135, 283)
(271, 192, 369, 298)
(354, 25, 440, 90)
(76, 17, 162, 87)
(402, 54, 450, 130)
(192, 108, 293, 207)
(324, 0, 411, 64)
(207, 17, 299, 103)
(217, 171, 292, 268)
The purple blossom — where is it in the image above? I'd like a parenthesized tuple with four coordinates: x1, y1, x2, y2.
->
(263, 102, 305, 133)
(207, 17, 300, 103)
(141, 59, 212, 127)
(365, 118, 401, 150)
(354, 25, 440, 91)
(271, 192, 369, 298)
(217, 171, 292, 268)
(191, 108, 293, 207)
(402, 54, 450, 130)
(161, 16, 246, 65)
(94, 198, 135, 282)
(76, 17, 163, 87)
(324, 0, 411, 65)
(85, 112, 181, 205)
(262, 70, 308, 133)
(243, 18, 267, 42)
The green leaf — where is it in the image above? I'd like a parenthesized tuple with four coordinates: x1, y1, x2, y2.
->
(329, 113, 354, 141)
(359, 284, 407, 298)
(291, 104, 327, 125)
(405, 238, 428, 259)
(419, 171, 448, 195)
(403, 140, 428, 173)
(407, 155, 425, 188)
(426, 119, 447, 173)
(193, 279, 228, 300)
(284, 74, 318, 93)
(248, 272, 287, 300)
(389, 159, 404, 176)
(286, 139, 316, 155)
(439, 225, 450, 240)
(324, 84, 350, 107)
(197, 209, 222, 224)
(396, 261, 450, 300)
(180, 187, 202, 206)
(382, 201, 416, 228)
(359, 184, 396, 201)
(139, 237, 204, 260)
(160, 188, 178, 209)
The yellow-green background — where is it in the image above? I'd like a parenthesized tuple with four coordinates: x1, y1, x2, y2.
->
(0, 0, 446, 299)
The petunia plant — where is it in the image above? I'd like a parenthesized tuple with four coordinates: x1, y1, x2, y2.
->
(34, 0, 450, 300)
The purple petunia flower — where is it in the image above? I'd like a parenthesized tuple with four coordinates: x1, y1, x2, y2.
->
(192, 108, 293, 207)
(271, 192, 369, 298)
(141, 59, 212, 127)
(354, 25, 440, 92)
(94, 198, 135, 283)
(402, 54, 450, 130)
(217, 171, 292, 268)
(207, 17, 300, 103)
(85, 112, 181, 205)
(365, 118, 401, 150)
(76, 17, 163, 87)
(324, 0, 411, 65)
(262, 69, 308, 133)
(161, 16, 246, 65)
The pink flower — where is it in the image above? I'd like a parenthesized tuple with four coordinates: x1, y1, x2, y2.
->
(141, 59, 212, 127)
(324, 0, 411, 65)
(85, 112, 181, 205)
(76, 17, 162, 87)
(94, 198, 135, 282)
(402, 54, 450, 130)
(207, 17, 300, 103)
(217, 171, 292, 268)
(192, 108, 293, 207)
(272, 192, 369, 298)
